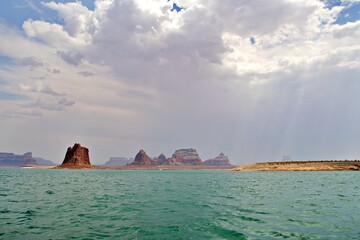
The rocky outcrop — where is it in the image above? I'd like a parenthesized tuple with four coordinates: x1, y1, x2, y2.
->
(164, 157, 177, 165)
(203, 153, 231, 166)
(131, 149, 154, 165)
(59, 143, 91, 168)
(153, 153, 167, 165)
(0, 152, 36, 166)
(103, 157, 132, 166)
(170, 148, 202, 166)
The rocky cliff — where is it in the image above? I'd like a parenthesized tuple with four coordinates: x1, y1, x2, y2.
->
(59, 143, 91, 168)
(169, 148, 202, 166)
(203, 153, 231, 166)
(131, 149, 154, 165)
(0, 152, 36, 166)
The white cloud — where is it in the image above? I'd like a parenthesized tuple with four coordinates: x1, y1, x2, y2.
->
(14, 56, 44, 70)
(57, 51, 84, 66)
(19, 82, 64, 96)
(1, 0, 360, 163)
(23, 19, 89, 48)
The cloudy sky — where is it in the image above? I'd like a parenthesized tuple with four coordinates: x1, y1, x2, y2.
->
(0, 0, 359, 164)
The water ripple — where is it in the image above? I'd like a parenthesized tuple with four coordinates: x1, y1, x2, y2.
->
(0, 169, 359, 239)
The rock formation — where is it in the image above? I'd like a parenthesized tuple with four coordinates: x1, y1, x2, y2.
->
(153, 153, 167, 165)
(169, 148, 202, 166)
(203, 153, 231, 166)
(103, 157, 132, 166)
(0, 152, 36, 166)
(131, 149, 154, 165)
(59, 143, 91, 168)
(164, 157, 177, 165)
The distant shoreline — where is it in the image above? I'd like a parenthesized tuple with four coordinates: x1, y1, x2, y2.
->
(2, 161, 360, 171)
(57, 165, 236, 170)
(0, 164, 235, 170)
(232, 160, 360, 171)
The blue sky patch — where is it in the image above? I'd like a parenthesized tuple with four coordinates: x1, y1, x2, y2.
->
(322, 0, 360, 25)
(250, 37, 256, 45)
(171, 3, 183, 12)
(335, 4, 360, 25)
(0, 0, 94, 30)
(322, 0, 342, 8)
(0, 91, 29, 100)
(0, 55, 13, 66)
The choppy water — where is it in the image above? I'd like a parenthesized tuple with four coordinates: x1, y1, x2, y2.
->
(0, 169, 359, 239)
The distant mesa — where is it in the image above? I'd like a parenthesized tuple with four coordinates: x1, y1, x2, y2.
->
(59, 143, 91, 168)
(103, 157, 132, 166)
(167, 148, 202, 166)
(0, 151, 57, 167)
(203, 153, 231, 166)
(0, 152, 36, 166)
(131, 149, 154, 165)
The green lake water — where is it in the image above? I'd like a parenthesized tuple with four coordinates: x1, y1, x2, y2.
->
(0, 169, 359, 239)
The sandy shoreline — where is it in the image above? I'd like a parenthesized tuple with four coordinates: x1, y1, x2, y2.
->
(232, 161, 360, 171)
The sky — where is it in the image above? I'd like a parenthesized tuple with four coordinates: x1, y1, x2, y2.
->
(0, 0, 359, 165)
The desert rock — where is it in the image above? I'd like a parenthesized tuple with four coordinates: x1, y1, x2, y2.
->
(131, 149, 154, 165)
(171, 148, 202, 166)
(203, 153, 231, 166)
(59, 143, 91, 168)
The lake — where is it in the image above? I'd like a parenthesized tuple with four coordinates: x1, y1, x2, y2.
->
(0, 169, 359, 239)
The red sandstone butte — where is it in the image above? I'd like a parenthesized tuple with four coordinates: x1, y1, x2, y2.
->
(131, 149, 154, 165)
(59, 143, 91, 168)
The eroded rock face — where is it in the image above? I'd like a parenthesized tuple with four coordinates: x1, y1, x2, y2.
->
(60, 143, 91, 168)
(131, 149, 154, 165)
(203, 153, 231, 166)
(171, 148, 202, 166)
(164, 157, 177, 165)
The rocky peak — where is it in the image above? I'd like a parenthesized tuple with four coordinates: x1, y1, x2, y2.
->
(59, 143, 91, 168)
(131, 149, 154, 165)
(157, 153, 167, 165)
(203, 153, 231, 166)
(214, 153, 229, 161)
